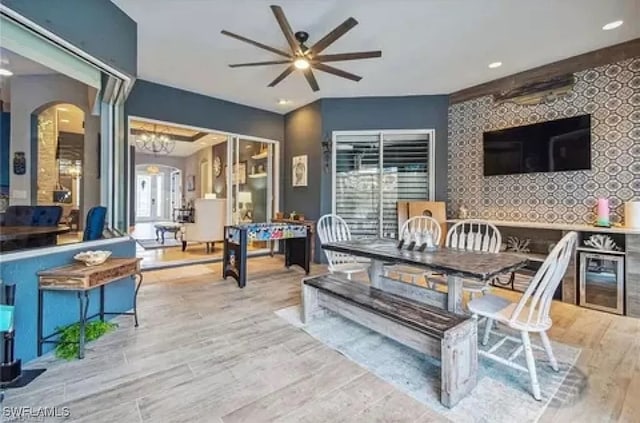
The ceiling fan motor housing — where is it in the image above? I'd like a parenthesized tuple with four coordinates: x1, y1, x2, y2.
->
(295, 31, 310, 51)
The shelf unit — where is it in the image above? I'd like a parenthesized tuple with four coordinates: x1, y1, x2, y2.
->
(248, 172, 267, 179)
(251, 151, 268, 160)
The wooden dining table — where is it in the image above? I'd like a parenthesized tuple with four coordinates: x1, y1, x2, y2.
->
(322, 238, 528, 314)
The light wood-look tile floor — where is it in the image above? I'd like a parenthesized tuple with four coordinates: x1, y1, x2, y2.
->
(7, 257, 640, 422)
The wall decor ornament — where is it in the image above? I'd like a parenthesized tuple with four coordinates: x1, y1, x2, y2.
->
(584, 234, 621, 251)
(187, 175, 196, 192)
(292, 155, 308, 187)
(505, 236, 531, 253)
(13, 152, 26, 175)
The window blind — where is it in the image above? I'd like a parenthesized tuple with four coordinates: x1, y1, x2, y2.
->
(334, 131, 433, 239)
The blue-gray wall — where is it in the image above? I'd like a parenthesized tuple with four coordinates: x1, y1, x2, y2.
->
(3, 0, 137, 76)
(283, 101, 322, 222)
(284, 96, 449, 262)
(319, 96, 449, 211)
(0, 239, 136, 363)
(126, 80, 284, 141)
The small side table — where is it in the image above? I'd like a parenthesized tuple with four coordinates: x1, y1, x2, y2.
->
(37, 258, 142, 359)
(154, 222, 182, 244)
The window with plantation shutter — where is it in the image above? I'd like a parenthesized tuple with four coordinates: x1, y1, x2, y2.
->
(332, 130, 435, 239)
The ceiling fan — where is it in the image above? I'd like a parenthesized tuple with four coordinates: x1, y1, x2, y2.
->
(221, 5, 382, 92)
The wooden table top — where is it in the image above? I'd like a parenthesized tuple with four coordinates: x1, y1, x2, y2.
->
(322, 238, 528, 281)
(38, 258, 142, 291)
(0, 225, 71, 241)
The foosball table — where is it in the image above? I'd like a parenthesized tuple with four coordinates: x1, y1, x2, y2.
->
(223, 222, 311, 288)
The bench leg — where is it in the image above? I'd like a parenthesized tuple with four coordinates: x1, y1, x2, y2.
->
(440, 319, 478, 408)
(301, 280, 322, 324)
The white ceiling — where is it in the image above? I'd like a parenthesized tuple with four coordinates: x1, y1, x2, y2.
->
(112, 0, 639, 113)
(0, 47, 57, 76)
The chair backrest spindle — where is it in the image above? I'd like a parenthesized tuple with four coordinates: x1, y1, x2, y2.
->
(445, 219, 501, 253)
(318, 214, 356, 269)
(400, 216, 442, 245)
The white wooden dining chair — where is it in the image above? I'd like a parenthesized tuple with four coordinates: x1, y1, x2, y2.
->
(468, 231, 577, 401)
(317, 214, 369, 280)
(383, 216, 442, 285)
(445, 220, 502, 299)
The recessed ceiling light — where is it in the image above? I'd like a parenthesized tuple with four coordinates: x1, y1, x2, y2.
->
(278, 99, 290, 105)
(57, 107, 69, 112)
(488, 61, 502, 69)
(60, 119, 70, 123)
(0, 68, 13, 77)
(602, 20, 623, 30)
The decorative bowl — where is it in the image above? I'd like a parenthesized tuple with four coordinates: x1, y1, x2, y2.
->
(74, 250, 112, 266)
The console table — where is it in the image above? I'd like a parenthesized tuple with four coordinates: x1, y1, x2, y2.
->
(37, 258, 143, 359)
(223, 223, 311, 288)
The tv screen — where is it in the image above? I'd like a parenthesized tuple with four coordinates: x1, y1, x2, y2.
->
(483, 115, 591, 176)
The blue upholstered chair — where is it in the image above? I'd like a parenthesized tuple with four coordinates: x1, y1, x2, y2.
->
(31, 206, 63, 226)
(83, 206, 107, 241)
(2, 206, 35, 226)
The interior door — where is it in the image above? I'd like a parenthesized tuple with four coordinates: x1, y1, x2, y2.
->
(136, 173, 165, 222)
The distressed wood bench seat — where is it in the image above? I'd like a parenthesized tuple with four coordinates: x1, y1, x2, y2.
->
(301, 274, 478, 408)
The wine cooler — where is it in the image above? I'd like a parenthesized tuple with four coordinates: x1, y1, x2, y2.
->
(579, 252, 624, 315)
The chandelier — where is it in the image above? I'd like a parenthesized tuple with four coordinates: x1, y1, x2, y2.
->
(135, 125, 175, 154)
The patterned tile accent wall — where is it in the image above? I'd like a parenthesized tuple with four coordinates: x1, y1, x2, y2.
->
(447, 58, 640, 224)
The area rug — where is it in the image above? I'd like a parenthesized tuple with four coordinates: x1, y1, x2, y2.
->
(136, 238, 182, 250)
(275, 306, 581, 423)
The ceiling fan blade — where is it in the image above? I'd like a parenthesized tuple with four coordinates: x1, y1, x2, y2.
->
(312, 63, 361, 82)
(302, 68, 320, 92)
(270, 5, 301, 55)
(268, 64, 295, 87)
(314, 51, 382, 62)
(229, 60, 291, 68)
(309, 17, 358, 55)
(221, 30, 291, 58)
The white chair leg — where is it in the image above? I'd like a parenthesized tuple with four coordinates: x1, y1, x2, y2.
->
(521, 331, 542, 401)
(347, 272, 352, 281)
(540, 331, 559, 371)
(482, 318, 494, 346)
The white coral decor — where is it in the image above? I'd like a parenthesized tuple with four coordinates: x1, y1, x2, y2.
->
(505, 236, 531, 253)
(584, 234, 620, 251)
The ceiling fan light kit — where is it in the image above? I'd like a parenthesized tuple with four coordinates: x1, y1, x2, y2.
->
(222, 5, 381, 92)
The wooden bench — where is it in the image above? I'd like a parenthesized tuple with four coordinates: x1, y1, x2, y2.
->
(301, 274, 477, 408)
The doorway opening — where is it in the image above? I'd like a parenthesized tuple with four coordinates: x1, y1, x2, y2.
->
(129, 117, 280, 269)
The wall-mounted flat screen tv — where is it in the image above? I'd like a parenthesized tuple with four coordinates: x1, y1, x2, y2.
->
(483, 114, 591, 176)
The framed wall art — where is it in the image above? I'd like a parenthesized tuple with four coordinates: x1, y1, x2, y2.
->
(292, 155, 308, 187)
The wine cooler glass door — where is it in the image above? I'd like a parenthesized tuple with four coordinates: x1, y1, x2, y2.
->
(579, 252, 624, 315)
